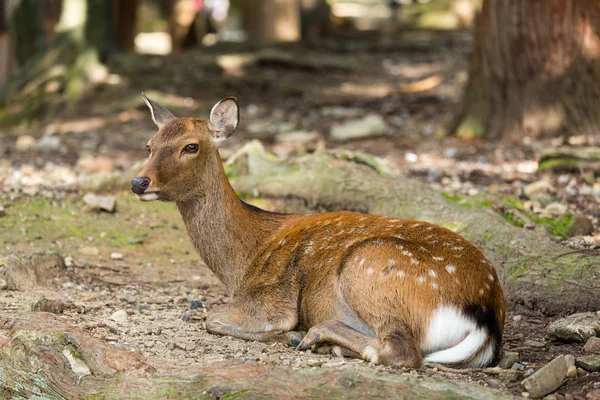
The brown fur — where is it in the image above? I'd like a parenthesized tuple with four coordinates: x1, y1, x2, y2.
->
(134, 112, 506, 368)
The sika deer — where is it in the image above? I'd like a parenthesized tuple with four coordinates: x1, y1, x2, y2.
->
(132, 94, 506, 368)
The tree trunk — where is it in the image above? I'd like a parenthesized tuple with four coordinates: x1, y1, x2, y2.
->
(113, 0, 140, 52)
(227, 142, 600, 316)
(452, 0, 600, 140)
(243, 0, 301, 43)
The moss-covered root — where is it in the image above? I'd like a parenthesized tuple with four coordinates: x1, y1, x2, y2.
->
(0, 313, 517, 399)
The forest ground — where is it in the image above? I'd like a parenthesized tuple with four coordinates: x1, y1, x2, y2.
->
(1, 31, 599, 398)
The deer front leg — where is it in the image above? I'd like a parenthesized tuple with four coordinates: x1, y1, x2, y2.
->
(205, 302, 305, 347)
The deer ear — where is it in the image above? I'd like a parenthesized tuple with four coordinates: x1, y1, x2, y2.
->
(208, 97, 239, 142)
(141, 92, 176, 128)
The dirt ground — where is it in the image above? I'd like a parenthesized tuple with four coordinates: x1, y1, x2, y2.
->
(1, 30, 599, 398)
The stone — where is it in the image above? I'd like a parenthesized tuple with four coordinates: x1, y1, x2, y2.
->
(586, 390, 600, 400)
(499, 369, 522, 383)
(569, 214, 595, 237)
(524, 340, 546, 348)
(15, 135, 37, 151)
(3, 253, 66, 291)
(547, 313, 600, 343)
(524, 180, 554, 200)
(330, 114, 388, 141)
(321, 106, 363, 118)
(79, 247, 100, 256)
(36, 135, 62, 151)
(487, 379, 500, 389)
(0, 205, 5, 217)
(83, 193, 117, 213)
(0, 278, 8, 290)
(521, 355, 567, 399)
(110, 309, 128, 324)
(564, 354, 576, 368)
(512, 363, 525, 370)
(110, 252, 124, 260)
(566, 365, 577, 378)
(498, 351, 520, 369)
(513, 315, 523, 322)
(584, 337, 600, 353)
(544, 202, 567, 216)
(576, 356, 600, 372)
(190, 300, 204, 310)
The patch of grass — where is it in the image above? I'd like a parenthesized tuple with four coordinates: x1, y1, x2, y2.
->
(502, 196, 524, 210)
(473, 199, 492, 209)
(441, 193, 473, 208)
(508, 263, 528, 279)
(502, 211, 525, 228)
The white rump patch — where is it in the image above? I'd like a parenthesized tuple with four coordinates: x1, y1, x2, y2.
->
(422, 305, 493, 367)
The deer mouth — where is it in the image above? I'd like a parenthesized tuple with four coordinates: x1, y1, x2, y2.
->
(137, 192, 160, 202)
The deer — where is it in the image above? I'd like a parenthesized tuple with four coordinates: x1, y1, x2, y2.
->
(131, 93, 506, 368)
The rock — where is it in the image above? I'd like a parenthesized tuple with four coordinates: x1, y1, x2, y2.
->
(487, 379, 500, 389)
(579, 185, 594, 196)
(514, 315, 523, 322)
(0, 205, 5, 217)
(521, 355, 567, 399)
(83, 193, 117, 213)
(79, 247, 100, 256)
(584, 336, 600, 353)
(524, 340, 547, 348)
(190, 300, 204, 310)
(499, 369, 522, 383)
(181, 311, 191, 321)
(110, 252, 124, 260)
(547, 313, 600, 343)
(586, 390, 600, 400)
(15, 135, 37, 151)
(498, 352, 521, 369)
(569, 214, 595, 237)
(110, 309, 129, 324)
(544, 202, 567, 216)
(566, 365, 577, 378)
(565, 354, 576, 368)
(36, 135, 62, 151)
(512, 363, 525, 370)
(576, 356, 600, 372)
(30, 297, 75, 314)
(330, 114, 388, 141)
(524, 180, 554, 200)
(2, 253, 66, 290)
(321, 106, 363, 118)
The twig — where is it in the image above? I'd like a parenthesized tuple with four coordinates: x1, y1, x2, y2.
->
(556, 249, 600, 258)
(505, 346, 532, 352)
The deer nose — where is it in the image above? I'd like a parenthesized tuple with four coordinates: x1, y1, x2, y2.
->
(131, 177, 150, 194)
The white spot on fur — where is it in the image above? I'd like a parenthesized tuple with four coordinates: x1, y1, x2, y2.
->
(396, 270, 405, 278)
(416, 276, 426, 284)
(359, 258, 365, 267)
(430, 282, 439, 289)
(411, 223, 421, 228)
(451, 246, 464, 251)
(433, 256, 444, 262)
(402, 249, 413, 257)
(428, 269, 437, 278)
(411, 258, 419, 265)
(485, 283, 491, 290)
(362, 345, 379, 364)
(445, 264, 456, 274)
(423, 305, 493, 367)
(367, 267, 374, 275)
(279, 238, 287, 246)
(426, 226, 434, 231)
(479, 288, 485, 295)
(388, 259, 396, 267)
(488, 274, 495, 281)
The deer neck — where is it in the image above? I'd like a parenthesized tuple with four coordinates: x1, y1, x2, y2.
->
(176, 158, 285, 294)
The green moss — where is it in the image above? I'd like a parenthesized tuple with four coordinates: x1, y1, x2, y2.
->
(502, 197, 524, 210)
(538, 158, 577, 171)
(224, 389, 253, 399)
(530, 213, 575, 240)
(441, 193, 472, 208)
(474, 199, 492, 209)
(502, 211, 525, 228)
(508, 263, 528, 279)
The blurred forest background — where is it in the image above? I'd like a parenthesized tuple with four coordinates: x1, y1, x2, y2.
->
(1, 1, 600, 398)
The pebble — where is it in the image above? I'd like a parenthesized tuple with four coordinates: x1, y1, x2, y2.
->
(565, 354, 576, 368)
(259, 353, 273, 364)
(524, 340, 546, 348)
(521, 355, 567, 399)
(584, 337, 600, 353)
(83, 193, 117, 213)
(547, 313, 600, 343)
(15, 135, 37, 151)
(524, 180, 554, 200)
(190, 300, 204, 310)
(512, 363, 525, 371)
(144, 341, 155, 348)
(181, 311, 191, 321)
(79, 247, 100, 256)
(566, 365, 577, 378)
(513, 315, 523, 322)
(305, 359, 323, 367)
(569, 214, 595, 237)
(499, 369, 522, 383)
(0, 278, 8, 290)
(576, 355, 600, 372)
(110, 252, 124, 260)
(487, 379, 501, 389)
(498, 351, 520, 369)
(330, 114, 388, 141)
(36, 135, 62, 151)
(110, 309, 128, 324)
(544, 202, 567, 216)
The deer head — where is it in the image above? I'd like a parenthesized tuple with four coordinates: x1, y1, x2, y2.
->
(131, 93, 239, 202)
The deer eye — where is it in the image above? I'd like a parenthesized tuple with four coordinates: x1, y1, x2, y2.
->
(146, 144, 151, 153)
(184, 144, 199, 153)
